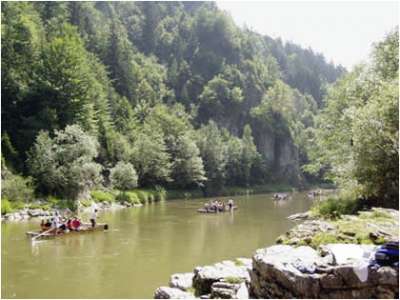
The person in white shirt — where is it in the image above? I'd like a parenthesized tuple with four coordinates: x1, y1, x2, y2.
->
(90, 209, 98, 228)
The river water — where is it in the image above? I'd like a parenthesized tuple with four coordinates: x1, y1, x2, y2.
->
(2, 192, 314, 298)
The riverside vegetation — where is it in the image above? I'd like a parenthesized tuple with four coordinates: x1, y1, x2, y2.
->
(1, 4, 398, 219)
(1, 2, 398, 299)
(2, 1, 346, 212)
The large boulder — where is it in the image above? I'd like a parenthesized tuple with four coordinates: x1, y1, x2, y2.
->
(250, 245, 324, 298)
(193, 260, 251, 295)
(169, 273, 194, 291)
(154, 287, 194, 299)
(250, 244, 399, 299)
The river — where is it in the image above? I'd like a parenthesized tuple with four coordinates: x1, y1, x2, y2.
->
(2, 192, 314, 298)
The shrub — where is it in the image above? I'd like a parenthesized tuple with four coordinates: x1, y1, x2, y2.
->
(155, 186, 167, 201)
(311, 193, 361, 219)
(91, 190, 115, 202)
(110, 162, 138, 192)
(1, 174, 34, 203)
(116, 192, 141, 205)
(136, 190, 149, 203)
(1, 199, 13, 214)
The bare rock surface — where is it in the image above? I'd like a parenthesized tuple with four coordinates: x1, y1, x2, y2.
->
(250, 243, 399, 299)
(169, 272, 194, 291)
(154, 287, 194, 299)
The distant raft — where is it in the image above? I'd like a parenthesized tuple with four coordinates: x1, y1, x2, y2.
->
(197, 206, 238, 214)
(26, 223, 109, 240)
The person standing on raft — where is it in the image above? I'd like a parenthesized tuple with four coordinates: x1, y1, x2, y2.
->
(227, 199, 234, 211)
(90, 209, 98, 228)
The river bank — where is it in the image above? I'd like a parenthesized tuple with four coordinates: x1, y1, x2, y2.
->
(154, 207, 399, 299)
(1, 183, 305, 222)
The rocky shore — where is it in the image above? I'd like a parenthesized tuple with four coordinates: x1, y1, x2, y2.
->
(154, 208, 399, 299)
(1, 201, 142, 222)
(154, 243, 398, 299)
(277, 207, 399, 247)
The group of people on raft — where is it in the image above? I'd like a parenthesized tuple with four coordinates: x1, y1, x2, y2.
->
(40, 209, 98, 235)
(203, 199, 235, 212)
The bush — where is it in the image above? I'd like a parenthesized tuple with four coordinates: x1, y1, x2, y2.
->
(110, 161, 138, 191)
(116, 192, 141, 205)
(311, 195, 361, 218)
(136, 190, 150, 203)
(91, 190, 115, 202)
(155, 186, 166, 201)
(1, 199, 13, 214)
(1, 174, 34, 202)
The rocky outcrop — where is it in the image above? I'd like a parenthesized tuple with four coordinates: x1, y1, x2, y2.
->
(193, 259, 251, 296)
(250, 244, 399, 299)
(277, 208, 399, 247)
(155, 244, 398, 299)
(276, 219, 336, 245)
(154, 258, 252, 299)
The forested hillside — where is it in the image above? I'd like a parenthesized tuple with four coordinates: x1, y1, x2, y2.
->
(2, 1, 346, 202)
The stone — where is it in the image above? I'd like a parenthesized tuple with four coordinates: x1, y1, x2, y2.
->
(169, 273, 194, 291)
(193, 260, 250, 295)
(210, 281, 249, 299)
(287, 212, 311, 221)
(28, 209, 44, 217)
(154, 287, 194, 299)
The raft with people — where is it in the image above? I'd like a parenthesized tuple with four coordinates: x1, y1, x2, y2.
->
(26, 223, 109, 240)
(26, 209, 108, 240)
(197, 199, 238, 214)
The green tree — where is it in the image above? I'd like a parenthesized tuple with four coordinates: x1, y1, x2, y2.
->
(110, 161, 138, 191)
(27, 125, 102, 200)
(306, 29, 399, 208)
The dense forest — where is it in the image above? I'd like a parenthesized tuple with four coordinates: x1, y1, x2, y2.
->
(1, 2, 397, 209)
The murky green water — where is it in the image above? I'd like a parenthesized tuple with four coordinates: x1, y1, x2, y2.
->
(2, 192, 313, 298)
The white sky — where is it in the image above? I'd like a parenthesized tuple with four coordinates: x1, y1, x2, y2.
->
(216, 1, 399, 70)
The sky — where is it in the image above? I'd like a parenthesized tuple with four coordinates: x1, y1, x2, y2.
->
(216, 1, 399, 70)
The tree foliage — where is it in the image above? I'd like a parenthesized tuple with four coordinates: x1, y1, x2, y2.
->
(306, 29, 399, 208)
(1, 1, 349, 198)
(110, 161, 138, 191)
(27, 125, 102, 200)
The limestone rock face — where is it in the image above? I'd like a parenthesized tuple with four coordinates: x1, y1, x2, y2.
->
(154, 287, 194, 299)
(250, 244, 399, 299)
(169, 272, 194, 291)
